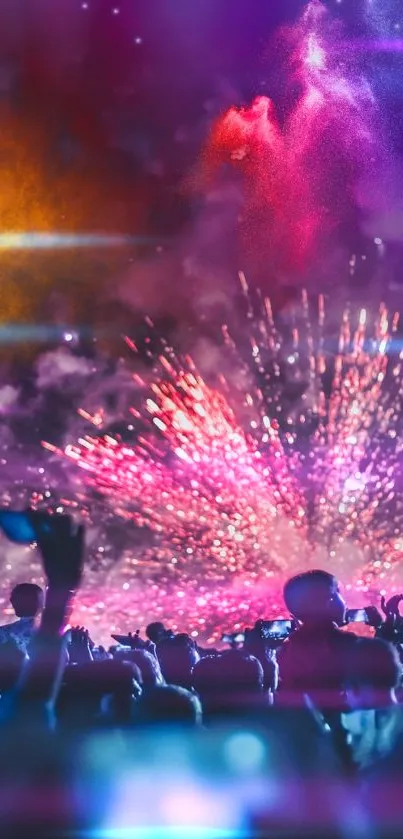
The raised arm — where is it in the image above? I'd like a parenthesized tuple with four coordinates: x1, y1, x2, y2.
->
(8, 513, 84, 726)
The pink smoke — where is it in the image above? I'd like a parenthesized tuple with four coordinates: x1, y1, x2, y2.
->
(204, 0, 379, 284)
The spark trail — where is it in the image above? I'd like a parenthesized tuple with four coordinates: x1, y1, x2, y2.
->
(42, 282, 403, 643)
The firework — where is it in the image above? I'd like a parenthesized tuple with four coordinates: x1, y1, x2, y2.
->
(0, 0, 398, 645)
(35, 280, 402, 645)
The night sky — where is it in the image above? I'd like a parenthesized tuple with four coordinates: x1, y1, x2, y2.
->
(0, 0, 401, 340)
(1, 0, 401, 240)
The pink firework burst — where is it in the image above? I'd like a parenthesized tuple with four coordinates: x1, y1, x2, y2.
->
(41, 285, 403, 644)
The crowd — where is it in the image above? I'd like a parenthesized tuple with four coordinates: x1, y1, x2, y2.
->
(1, 512, 403, 837)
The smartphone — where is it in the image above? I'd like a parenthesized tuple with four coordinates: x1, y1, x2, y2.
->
(111, 634, 133, 645)
(260, 620, 293, 640)
(111, 633, 147, 649)
(346, 608, 369, 624)
(221, 633, 245, 645)
(0, 510, 37, 544)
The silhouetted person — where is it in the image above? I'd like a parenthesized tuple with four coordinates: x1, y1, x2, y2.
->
(278, 570, 356, 709)
(342, 638, 403, 772)
(192, 649, 266, 722)
(277, 570, 358, 768)
(0, 583, 44, 654)
(135, 685, 202, 728)
(146, 622, 172, 645)
(57, 659, 141, 731)
(344, 638, 401, 712)
(157, 634, 200, 690)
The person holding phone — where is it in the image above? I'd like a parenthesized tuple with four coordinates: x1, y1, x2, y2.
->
(277, 569, 359, 768)
(278, 569, 356, 704)
(0, 583, 44, 655)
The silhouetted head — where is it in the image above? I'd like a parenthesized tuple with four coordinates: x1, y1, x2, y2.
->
(192, 650, 265, 719)
(157, 634, 200, 689)
(135, 685, 202, 728)
(58, 660, 141, 729)
(211, 649, 264, 692)
(344, 638, 401, 710)
(146, 622, 167, 644)
(10, 583, 44, 619)
(284, 570, 345, 626)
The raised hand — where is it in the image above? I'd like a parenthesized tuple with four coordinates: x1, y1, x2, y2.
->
(11, 514, 85, 719)
(69, 626, 93, 664)
(381, 594, 403, 619)
(29, 512, 84, 591)
(364, 606, 383, 628)
(111, 631, 155, 653)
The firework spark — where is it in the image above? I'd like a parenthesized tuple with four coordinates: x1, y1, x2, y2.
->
(36, 281, 403, 644)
